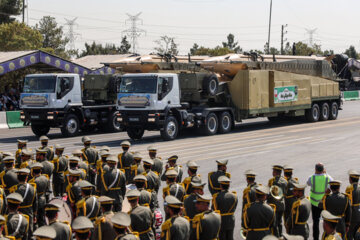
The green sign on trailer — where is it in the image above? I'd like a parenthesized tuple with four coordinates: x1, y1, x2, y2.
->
(274, 86, 298, 103)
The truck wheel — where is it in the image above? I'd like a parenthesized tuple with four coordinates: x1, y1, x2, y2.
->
(329, 102, 339, 120)
(203, 74, 219, 96)
(305, 103, 320, 122)
(106, 111, 122, 132)
(160, 116, 179, 141)
(203, 113, 218, 135)
(219, 112, 232, 134)
(61, 114, 79, 137)
(319, 102, 330, 121)
(127, 128, 144, 140)
(31, 124, 50, 137)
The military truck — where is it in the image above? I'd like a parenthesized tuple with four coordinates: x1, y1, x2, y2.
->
(20, 73, 122, 137)
(117, 62, 341, 141)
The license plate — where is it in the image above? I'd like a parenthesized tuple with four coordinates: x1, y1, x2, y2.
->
(31, 115, 40, 119)
(129, 117, 139, 122)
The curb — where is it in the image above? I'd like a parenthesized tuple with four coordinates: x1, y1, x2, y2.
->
(0, 112, 8, 129)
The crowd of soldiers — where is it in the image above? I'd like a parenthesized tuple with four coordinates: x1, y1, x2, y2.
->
(0, 136, 359, 240)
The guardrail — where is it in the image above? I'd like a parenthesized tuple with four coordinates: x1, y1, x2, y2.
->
(0, 111, 25, 129)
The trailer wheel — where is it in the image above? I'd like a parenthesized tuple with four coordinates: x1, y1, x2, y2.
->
(203, 75, 219, 96)
(105, 111, 122, 132)
(329, 102, 339, 120)
(31, 124, 50, 137)
(61, 114, 79, 137)
(203, 113, 218, 135)
(319, 102, 330, 121)
(160, 116, 178, 141)
(219, 112, 232, 134)
(127, 128, 144, 140)
(305, 103, 320, 122)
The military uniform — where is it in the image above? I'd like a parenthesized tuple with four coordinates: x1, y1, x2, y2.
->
(65, 169, 82, 213)
(161, 156, 183, 183)
(286, 183, 311, 240)
(190, 194, 221, 240)
(4, 193, 29, 240)
(81, 137, 98, 184)
(161, 195, 190, 240)
(208, 160, 231, 196)
(92, 196, 117, 240)
(134, 175, 157, 212)
(18, 149, 33, 170)
(0, 156, 19, 194)
(321, 210, 343, 240)
(142, 159, 160, 193)
(243, 186, 275, 240)
(126, 190, 155, 240)
(267, 165, 288, 237)
(319, 180, 351, 239)
(346, 170, 360, 240)
(242, 170, 258, 229)
(182, 161, 200, 195)
(96, 151, 110, 194)
(33, 225, 56, 239)
(72, 216, 94, 239)
(39, 135, 54, 161)
(15, 140, 28, 169)
(0, 187, 7, 215)
(36, 148, 54, 179)
(52, 145, 68, 197)
(212, 176, 238, 240)
(183, 178, 205, 222)
(163, 169, 186, 202)
(118, 141, 134, 183)
(148, 146, 163, 176)
(111, 212, 139, 240)
(130, 153, 145, 183)
(284, 166, 299, 223)
(101, 155, 126, 212)
(65, 156, 87, 183)
(45, 203, 72, 240)
(76, 180, 100, 221)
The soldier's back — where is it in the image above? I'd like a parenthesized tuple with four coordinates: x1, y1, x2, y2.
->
(184, 194, 197, 221)
(6, 213, 29, 239)
(116, 233, 139, 240)
(193, 210, 221, 240)
(245, 202, 274, 240)
(50, 220, 72, 240)
(152, 157, 163, 175)
(129, 205, 154, 239)
(41, 160, 54, 178)
(92, 211, 117, 240)
(1, 169, 18, 193)
(162, 215, 190, 240)
(323, 193, 349, 216)
(208, 171, 230, 195)
(213, 190, 238, 230)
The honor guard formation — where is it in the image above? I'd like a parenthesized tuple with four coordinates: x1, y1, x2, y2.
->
(0, 137, 359, 240)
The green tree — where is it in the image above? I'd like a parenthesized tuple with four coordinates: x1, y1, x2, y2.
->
(36, 16, 69, 58)
(80, 41, 129, 57)
(0, 21, 42, 51)
(345, 45, 358, 59)
(190, 43, 199, 55)
(290, 42, 323, 56)
(154, 36, 179, 56)
(222, 33, 242, 53)
(323, 49, 334, 56)
(193, 46, 234, 56)
(0, 0, 22, 24)
(119, 36, 131, 54)
(269, 47, 280, 55)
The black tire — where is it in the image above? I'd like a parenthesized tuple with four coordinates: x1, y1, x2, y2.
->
(160, 116, 179, 141)
(61, 114, 80, 137)
(329, 102, 339, 120)
(319, 102, 330, 121)
(202, 74, 219, 96)
(305, 103, 320, 122)
(127, 128, 144, 140)
(105, 111, 122, 132)
(218, 111, 232, 134)
(202, 112, 218, 135)
(31, 124, 50, 137)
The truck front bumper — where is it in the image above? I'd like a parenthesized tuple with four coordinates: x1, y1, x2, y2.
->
(117, 111, 165, 130)
(21, 109, 65, 126)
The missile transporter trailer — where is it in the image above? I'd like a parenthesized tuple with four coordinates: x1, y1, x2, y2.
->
(20, 73, 122, 137)
(117, 63, 341, 141)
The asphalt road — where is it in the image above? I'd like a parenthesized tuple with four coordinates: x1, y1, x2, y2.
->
(1, 100, 360, 239)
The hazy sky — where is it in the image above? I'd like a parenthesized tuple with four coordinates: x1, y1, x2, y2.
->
(22, 0, 360, 55)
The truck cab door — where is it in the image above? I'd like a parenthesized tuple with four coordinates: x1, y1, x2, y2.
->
(157, 76, 180, 108)
(55, 76, 77, 108)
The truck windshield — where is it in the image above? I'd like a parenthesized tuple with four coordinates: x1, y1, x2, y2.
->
(23, 76, 57, 93)
(119, 76, 157, 94)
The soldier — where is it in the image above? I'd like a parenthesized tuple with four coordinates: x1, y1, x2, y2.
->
(243, 185, 275, 240)
(0, 156, 19, 195)
(0, 184, 6, 215)
(208, 160, 231, 196)
(130, 152, 145, 183)
(126, 189, 155, 240)
(242, 170, 258, 229)
(38, 135, 54, 160)
(346, 170, 360, 240)
(118, 140, 134, 183)
(96, 150, 110, 194)
(319, 180, 351, 239)
(100, 155, 126, 212)
(182, 161, 200, 195)
(286, 183, 311, 239)
(284, 165, 299, 223)
(92, 196, 117, 240)
(4, 193, 29, 240)
(321, 210, 342, 240)
(162, 169, 186, 202)
(81, 136, 98, 184)
(72, 216, 94, 240)
(35, 148, 54, 179)
(0, 152, 13, 173)
(212, 176, 238, 240)
(65, 169, 82, 212)
(111, 212, 139, 240)
(11, 168, 37, 234)
(66, 156, 87, 180)
(33, 225, 56, 239)
(190, 194, 221, 240)
(45, 202, 72, 240)
(267, 165, 288, 237)
(183, 176, 205, 223)
(134, 174, 157, 212)
(161, 155, 183, 183)
(19, 149, 33, 169)
(148, 146, 163, 176)
(72, 149, 89, 178)
(142, 159, 160, 193)
(161, 195, 190, 240)
(76, 180, 100, 221)
(52, 144, 68, 197)
(15, 139, 28, 168)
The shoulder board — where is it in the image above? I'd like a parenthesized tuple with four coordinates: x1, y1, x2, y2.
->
(76, 198, 86, 208)
(268, 178, 275, 186)
(213, 192, 219, 198)
(0, 171, 5, 178)
(232, 191, 237, 195)
(179, 165, 182, 168)
(294, 177, 299, 182)
(95, 216, 105, 225)
(9, 185, 17, 193)
(120, 169, 125, 173)
(22, 214, 30, 222)
(184, 216, 190, 221)
(183, 194, 189, 200)
(161, 219, 172, 231)
(183, 177, 191, 184)
(225, 172, 231, 178)
(179, 183, 185, 188)
(29, 183, 37, 190)
(345, 185, 353, 193)
(208, 172, 215, 177)
(214, 210, 221, 215)
(193, 212, 204, 223)
(268, 203, 277, 212)
(342, 193, 350, 199)
(163, 186, 170, 192)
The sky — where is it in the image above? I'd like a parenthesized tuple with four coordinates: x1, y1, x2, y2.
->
(20, 0, 360, 55)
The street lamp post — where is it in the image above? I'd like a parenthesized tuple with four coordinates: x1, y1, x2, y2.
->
(267, 0, 272, 54)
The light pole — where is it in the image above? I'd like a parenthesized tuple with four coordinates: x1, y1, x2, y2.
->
(267, 0, 272, 54)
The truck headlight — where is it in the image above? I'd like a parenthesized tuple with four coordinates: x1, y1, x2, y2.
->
(47, 116, 54, 120)
(117, 117, 123, 122)
(20, 115, 25, 120)
(148, 118, 156, 122)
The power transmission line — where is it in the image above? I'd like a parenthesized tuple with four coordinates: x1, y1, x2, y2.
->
(305, 28, 317, 47)
(281, 24, 288, 55)
(122, 12, 146, 54)
(65, 17, 80, 51)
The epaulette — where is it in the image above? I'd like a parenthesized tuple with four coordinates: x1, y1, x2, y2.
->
(192, 212, 204, 227)
(214, 210, 221, 215)
(76, 198, 86, 208)
(183, 177, 191, 184)
(208, 172, 215, 177)
(268, 203, 277, 212)
(268, 177, 275, 187)
(161, 218, 172, 231)
(95, 216, 105, 225)
(132, 232, 139, 238)
(243, 186, 250, 195)
(232, 191, 237, 195)
(5, 236, 15, 240)
(183, 194, 189, 200)
(8, 185, 17, 193)
(226, 172, 231, 178)
(184, 216, 190, 221)
(29, 182, 37, 190)
(0, 171, 5, 178)
(212, 192, 219, 199)
(22, 213, 30, 223)
(294, 177, 299, 182)
(120, 169, 125, 173)
(345, 185, 353, 194)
